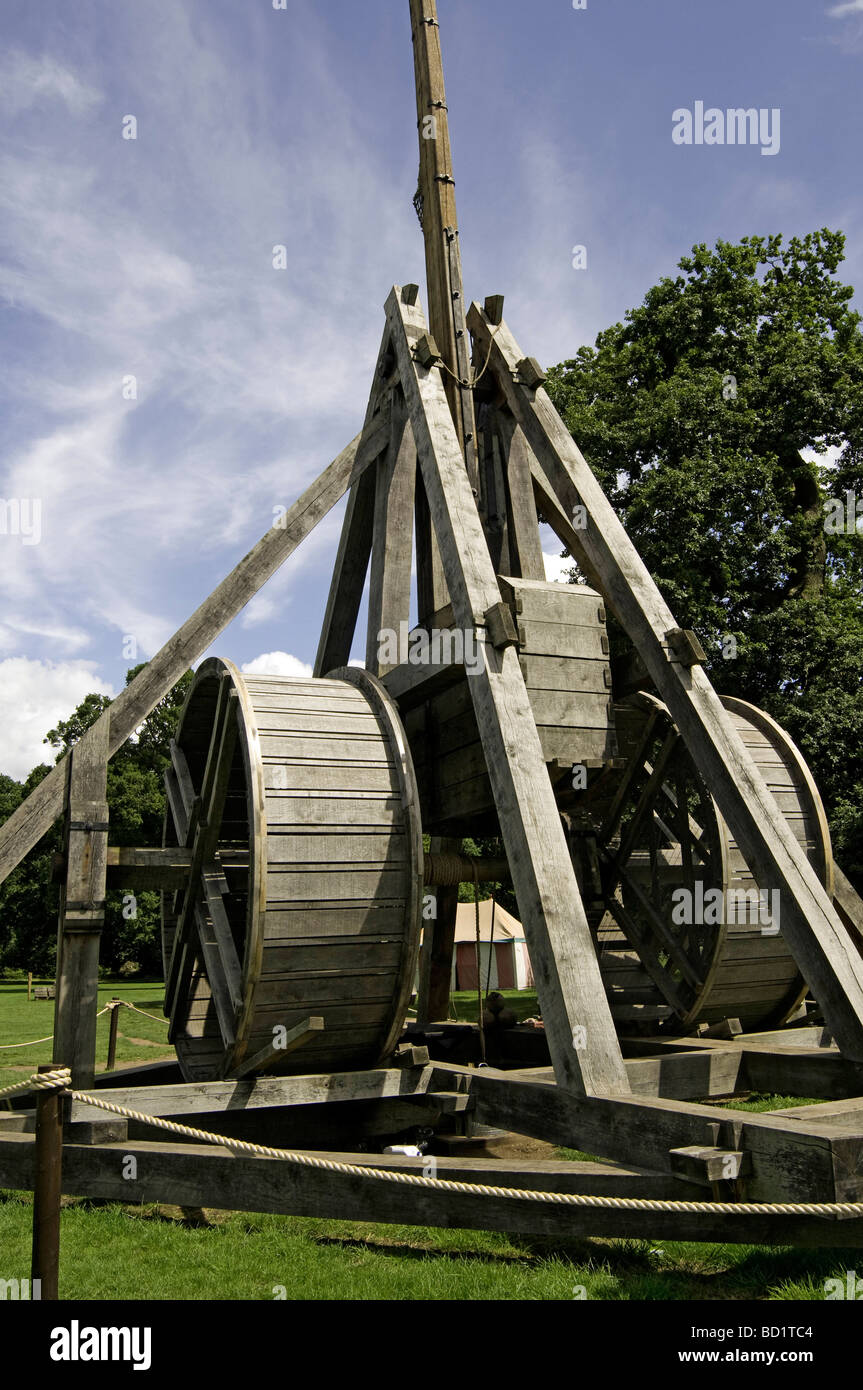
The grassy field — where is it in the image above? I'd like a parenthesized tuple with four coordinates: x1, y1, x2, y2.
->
(0, 979, 856, 1300)
(0, 977, 173, 1089)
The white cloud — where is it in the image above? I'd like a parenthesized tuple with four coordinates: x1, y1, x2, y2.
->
(543, 552, 574, 584)
(240, 652, 313, 678)
(0, 658, 114, 780)
(828, 1, 863, 16)
(0, 52, 102, 116)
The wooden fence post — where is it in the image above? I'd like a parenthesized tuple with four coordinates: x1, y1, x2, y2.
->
(106, 998, 121, 1072)
(30, 1062, 65, 1301)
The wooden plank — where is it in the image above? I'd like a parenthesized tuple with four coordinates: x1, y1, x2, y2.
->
(416, 836, 460, 1024)
(0, 415, 390, 888)
(231, 1017, 325, 1079)
(1, 1133, 860, 1246)
(52, 718, 110, 1089)
(366, 406, 417, 674)
(498, 414, 546, 580)
(468, 300, 863, 1062)
(386, 285, 629, 1098)
(105, 845, 193, 890)
(431, 1061, 863, 1202)
(408, 0, 476, 481)
(69, 1066, 435, 1121)
(313, 469, 376, 677)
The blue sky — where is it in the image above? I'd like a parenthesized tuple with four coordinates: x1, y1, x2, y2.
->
(0, 0, 861, 777)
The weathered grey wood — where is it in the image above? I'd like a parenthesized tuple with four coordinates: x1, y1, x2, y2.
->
(230, 1017, 325, 1079)
(366, 406, 417, 674)
(53, 718, 110, 1090)
(415, 836, 461, 1024)
(409, 0, 476, 484)
(835, 864, 863, 955)
(105, 845, 193, 890)
(0, 417, 389, 888)
(497, 413, 546, 580)
(468, 300, 863, 1061)
(431, 1061, 863, 1202)
(1, 1133, 860, 1246)
(314, 325, 395, 677)
(386, 285, 628, 1098)
(313, 470, 376, 677)
(69, 1066, 435, 1121)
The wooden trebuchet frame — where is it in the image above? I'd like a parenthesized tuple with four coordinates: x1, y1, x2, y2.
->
(465, 299, 863, 1064)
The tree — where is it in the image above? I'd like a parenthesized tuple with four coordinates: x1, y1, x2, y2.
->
(546, 230, 863, 880)
(0, 666, 194, 976)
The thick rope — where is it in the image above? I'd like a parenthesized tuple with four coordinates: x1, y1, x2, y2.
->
(0, 1068, 72, 1100)
(65, 1083, 863, 1220)
(4, 1067, 863, 1220)
(121, 1001, 168, 1025)
(0, 1004, 114, 1051)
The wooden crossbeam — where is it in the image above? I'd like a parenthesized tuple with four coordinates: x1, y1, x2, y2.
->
(385, 284, 629, 1097)
(469, 299, 863, 1062)
(0, 417, 390, 888)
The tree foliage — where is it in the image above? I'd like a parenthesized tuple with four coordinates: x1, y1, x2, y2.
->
(0, 666, 193, 976)
(546, 230, 863, 879)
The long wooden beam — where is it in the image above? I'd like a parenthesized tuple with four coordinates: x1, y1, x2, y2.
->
(0, 417, 389, 887)
(386, 285, 629, 1098)
(469, 300, 863, 1062)
(0, 1134, 859, 1246)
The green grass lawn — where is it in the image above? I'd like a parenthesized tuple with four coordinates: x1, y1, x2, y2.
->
(0, 981, 856, 1299)
(0, 978, 173, 1089)
(449, 988, 539, 1022)
(0, 1193, 857, 1300)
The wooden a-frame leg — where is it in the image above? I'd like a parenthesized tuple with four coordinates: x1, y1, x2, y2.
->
(386, 285, 629, 1097)
(53, 718, 110, 1089)
(468, 299, 863, 1061)
(366, 404, 417, 674)
(315, 322, 398, 677)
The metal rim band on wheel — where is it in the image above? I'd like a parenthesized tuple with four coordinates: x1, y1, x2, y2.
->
(162, 658, 423, 1081)
(591, 692, 833, 1033)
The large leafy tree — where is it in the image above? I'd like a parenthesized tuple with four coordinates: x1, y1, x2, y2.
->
(546, 230, 863, 880)
(0, 666, 193, 976)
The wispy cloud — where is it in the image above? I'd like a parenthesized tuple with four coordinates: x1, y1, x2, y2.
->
(828, 0, 863, 16)
(0, 51, 102, 116)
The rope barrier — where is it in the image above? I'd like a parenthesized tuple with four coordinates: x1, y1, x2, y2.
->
(0, 1001, 166, 1054)
(4, 1067, 863, 1221)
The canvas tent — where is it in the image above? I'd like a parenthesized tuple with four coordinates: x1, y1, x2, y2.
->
(418, 898, 533, 993)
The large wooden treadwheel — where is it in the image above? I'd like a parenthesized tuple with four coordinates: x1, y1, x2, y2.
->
(161, 658, 423, 1081)
(584, 693, 834, 1033)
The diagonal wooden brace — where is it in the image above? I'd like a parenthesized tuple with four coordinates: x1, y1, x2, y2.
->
(468, 298, 863, 1060)
(386, 284, 629, 1097)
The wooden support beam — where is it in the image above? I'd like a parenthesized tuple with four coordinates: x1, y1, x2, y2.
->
(468, 299, 863, 1063)
(366, 406, 417, 674)
(313, 469, 376, 676)
(1, 1133, 860, 1247)
(0, 418, 389, 888)
(53, 719, 110, 1090)
(230, 1017, 325, 1080)
(314, 324, 395, 677)
(431, 1061, 863, 1202)
(69, 1066, 435, 1121)
(386, 285, 629, 1098)
(496, 412, 546, 581)
(409, 0, 477, 485)
(416, 835, 461, 1025)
